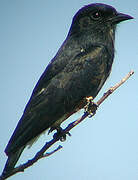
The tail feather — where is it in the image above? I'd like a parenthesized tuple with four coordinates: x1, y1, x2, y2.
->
(2, 146, 25, 176)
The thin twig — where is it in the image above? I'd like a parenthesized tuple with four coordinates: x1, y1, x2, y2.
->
(0, 70, 134, 180)
(97, 70, 134, 106)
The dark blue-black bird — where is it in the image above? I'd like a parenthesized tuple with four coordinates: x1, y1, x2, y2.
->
(2, 3, 133, 176)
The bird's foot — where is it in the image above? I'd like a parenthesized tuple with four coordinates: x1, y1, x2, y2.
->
(48, 127, 55, 135)
(53, 127, 71, 142)
(84, 96, 98, 117)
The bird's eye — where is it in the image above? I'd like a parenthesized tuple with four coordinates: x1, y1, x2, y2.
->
(90, 11, 101, 20)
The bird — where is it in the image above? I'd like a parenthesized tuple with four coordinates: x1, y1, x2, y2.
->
(2, 3, 133, 176)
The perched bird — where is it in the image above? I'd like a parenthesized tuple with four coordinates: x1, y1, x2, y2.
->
(2, 3, 133, 176)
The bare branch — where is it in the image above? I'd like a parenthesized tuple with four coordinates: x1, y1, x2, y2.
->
(97, 70, 134, 106)
(0, 70, 134, 180)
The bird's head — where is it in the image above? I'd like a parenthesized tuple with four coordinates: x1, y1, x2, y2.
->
(69, 3, 133, 37)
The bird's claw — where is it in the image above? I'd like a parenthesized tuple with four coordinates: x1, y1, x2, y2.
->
(84, 96, 98, 117)
(48, 127, 54, 135)
(53, 127, 71, 142)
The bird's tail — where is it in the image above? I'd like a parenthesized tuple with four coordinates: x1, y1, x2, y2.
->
(2, 146, 25, 177)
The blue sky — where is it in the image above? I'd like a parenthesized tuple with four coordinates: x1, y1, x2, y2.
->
(0, 1, 138, 180)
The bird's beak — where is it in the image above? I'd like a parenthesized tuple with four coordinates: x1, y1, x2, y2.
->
(111, 12, 134, 24)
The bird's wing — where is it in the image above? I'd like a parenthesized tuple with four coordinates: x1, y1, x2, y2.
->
(5, 44, 111, 155)
(28, 37, 82, 99)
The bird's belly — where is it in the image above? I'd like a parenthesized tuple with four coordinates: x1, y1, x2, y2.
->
(52, 114, 68, 127)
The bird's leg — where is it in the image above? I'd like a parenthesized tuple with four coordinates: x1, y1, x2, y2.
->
(52, 127, 71, 142)
(48, 127, 55, 135)
(84, 96, 98, 117)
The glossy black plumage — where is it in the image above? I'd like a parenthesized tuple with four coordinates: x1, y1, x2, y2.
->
(2, 3, 133, 175)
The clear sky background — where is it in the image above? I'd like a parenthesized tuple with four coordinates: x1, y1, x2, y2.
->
(0, 0, 138, 180)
